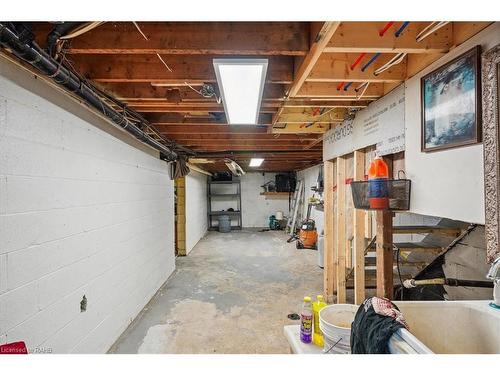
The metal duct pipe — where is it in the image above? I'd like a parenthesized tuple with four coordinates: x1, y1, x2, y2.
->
(0, 23, 178, 161)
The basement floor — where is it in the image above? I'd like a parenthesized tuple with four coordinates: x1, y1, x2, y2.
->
(109, 229, 323, 354)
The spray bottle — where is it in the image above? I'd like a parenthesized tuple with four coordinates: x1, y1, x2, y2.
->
(300, 296, 313, 344)
(312, 295, 327, 347)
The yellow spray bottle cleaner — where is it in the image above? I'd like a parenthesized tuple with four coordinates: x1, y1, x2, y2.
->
(312, 295, 327, 347)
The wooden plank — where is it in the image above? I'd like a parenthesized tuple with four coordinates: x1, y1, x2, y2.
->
(169, 133, 321, 141)
(187, 145, 321, 152)
(153, 125, 270, 134)
(393, 225, 462, 236)
(271, 123, 330, 134)
(376, 210, 393, 299)
(98, 82, 287, 101)
(147, 113, 273, 125)
(336, 156, 347, 303)
(276, 115, 344, 124)
(324, 22, 452, 54)
(39, 22, 310, 56)
(70, 54, 293, 84)
(296, 82, 384, 98)
(180, 140, 316, 147)
(308, 53, 406, 83)
(452, 22, 492, 46)
(283, 100, 370, 108)
(288, 22, 341, 98)
(375, 155, 394, 299)
(323, 160, 336, 302)
(353, 149, 366, 304)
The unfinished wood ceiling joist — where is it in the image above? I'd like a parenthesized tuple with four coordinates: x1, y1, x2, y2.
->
(324, 22, 452, 54)
(35, 22, 310, 56)
(30, 21, 491, 171)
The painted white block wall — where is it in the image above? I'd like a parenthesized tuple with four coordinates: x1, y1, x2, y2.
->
(240, 172, 291, 227)
(185, 171, 208, 254)
(0, 58, 175, 353)
(405, 23, 500, 224)
(209, 172, 291, 228)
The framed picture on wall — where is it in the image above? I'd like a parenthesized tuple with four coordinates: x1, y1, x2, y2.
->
(421, 45, 482, 152)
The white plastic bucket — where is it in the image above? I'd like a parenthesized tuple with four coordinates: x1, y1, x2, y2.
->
(275, 211, 284, 220)
(319, 304, 358, 354)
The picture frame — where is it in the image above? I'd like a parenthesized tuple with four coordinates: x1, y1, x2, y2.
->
(481, 43, 500, 264)
(421, 45, 482, 152)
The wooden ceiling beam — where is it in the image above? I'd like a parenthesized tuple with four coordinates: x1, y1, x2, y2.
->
(153, 125, 270, 134)
(70, 54, 293, 84)
(146, 112, 272, 124)
(120, 100, 282, 109)
(96, 82, 287, 101)
(296, 82, 384, 98)
(324, 22, 452, 54)
(130, 106, 276, 114)
(288, 22, 341, 98)
(181, 140, 314, 147)
(188, 145, 321, 151)
(271, 123, 330, 134)
(168, 134, 320, 141)
(308, 53, 406, 83)
(276, 108, 346, 123)
(34, 22, 310, 56)
(282, 100, 370, 108)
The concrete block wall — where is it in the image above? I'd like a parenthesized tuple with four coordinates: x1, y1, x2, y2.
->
(185, 171, 208, 254)
(0, 58, 175, 353)
(210, 172, 290, 228)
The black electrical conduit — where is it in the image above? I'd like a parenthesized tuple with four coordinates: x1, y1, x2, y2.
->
(46, 22, 84, 56)
(0, 23, 179, 161)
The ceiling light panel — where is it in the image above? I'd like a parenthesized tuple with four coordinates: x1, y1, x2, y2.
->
(213, 59, 268, 125)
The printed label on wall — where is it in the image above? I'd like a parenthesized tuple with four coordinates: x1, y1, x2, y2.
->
(323, 84, 405, 160)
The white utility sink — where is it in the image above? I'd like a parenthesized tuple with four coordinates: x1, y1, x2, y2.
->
(394, 300, 500, 354)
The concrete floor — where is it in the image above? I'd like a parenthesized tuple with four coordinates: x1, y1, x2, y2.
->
(109, 229, 323, 353)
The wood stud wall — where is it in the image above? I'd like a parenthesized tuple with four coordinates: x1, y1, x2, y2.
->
(323, 146, 397, 303)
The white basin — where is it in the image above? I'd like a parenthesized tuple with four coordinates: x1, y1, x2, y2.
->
(395, 300, 500, 354)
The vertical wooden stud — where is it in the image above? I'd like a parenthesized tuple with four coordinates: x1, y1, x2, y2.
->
(324, 160, 336, 302)
(353, 150, 366, 304)
(376, 211, 393, 299)
(375, 155, 394, 299)
(336, 156, 347, 304)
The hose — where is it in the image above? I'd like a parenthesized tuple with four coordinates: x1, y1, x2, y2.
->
(403, 278, 494, 289)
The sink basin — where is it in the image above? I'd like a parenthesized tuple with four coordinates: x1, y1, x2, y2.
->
(393, 300, 500, 354)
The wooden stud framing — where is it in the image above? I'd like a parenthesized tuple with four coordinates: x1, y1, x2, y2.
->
(353, 150, 366, 304)
(375, 155, 394, 299)
(323, 159, 336, 302)
(335, 156, 347, 303)
(288, 22, 341, 98)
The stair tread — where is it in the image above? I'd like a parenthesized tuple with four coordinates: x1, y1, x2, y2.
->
(364, 257, 428, 267)
(394, 241, 442, 249)
(367, 241, 442, 251)
(393, 225, 461, 235)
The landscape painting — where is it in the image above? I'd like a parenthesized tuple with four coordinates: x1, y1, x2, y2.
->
(421, 46, 481, 152)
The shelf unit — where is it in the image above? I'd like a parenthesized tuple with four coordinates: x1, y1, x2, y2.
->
(260, 192, 290, 198)
(207, 178, 242, 230)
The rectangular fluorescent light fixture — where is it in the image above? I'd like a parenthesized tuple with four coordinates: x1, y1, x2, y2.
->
(213, 59, 268, 125)
(249, 158, 264, 167)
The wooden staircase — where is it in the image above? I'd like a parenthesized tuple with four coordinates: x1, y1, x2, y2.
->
(345, 225, 464, 290)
